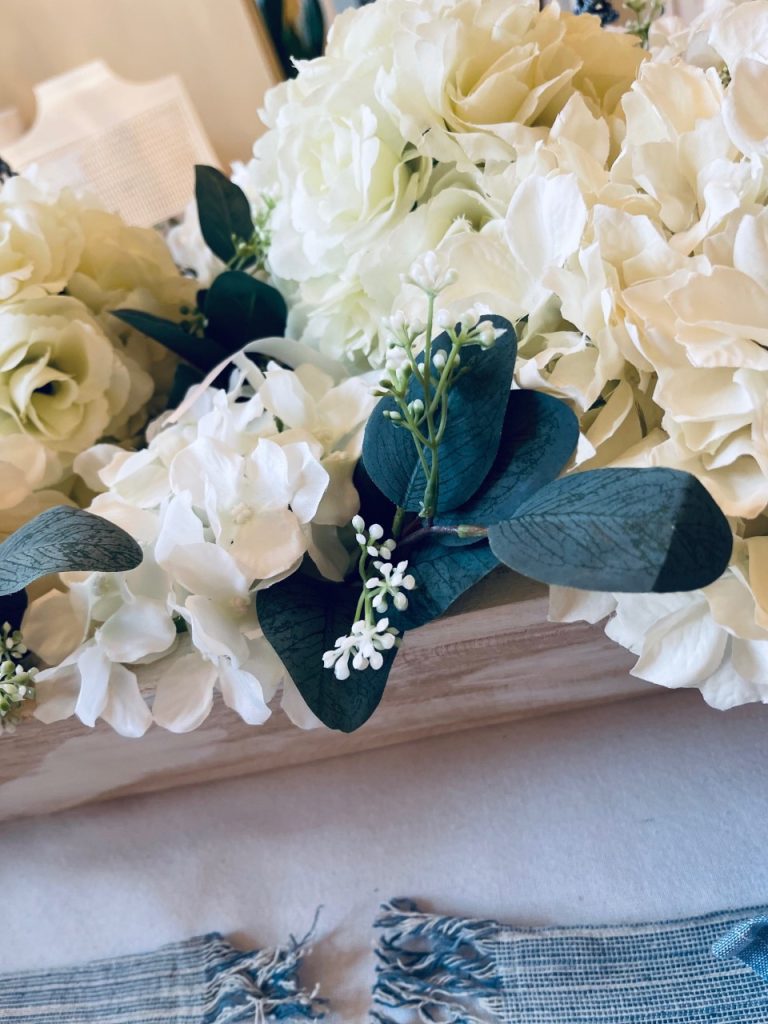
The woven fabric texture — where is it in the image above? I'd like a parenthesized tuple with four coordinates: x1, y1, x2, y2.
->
(373, 901, 768, 1023)
(0, 932, 323, 1023)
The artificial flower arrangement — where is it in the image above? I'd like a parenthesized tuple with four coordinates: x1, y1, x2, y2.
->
(1, 0, 767, 739)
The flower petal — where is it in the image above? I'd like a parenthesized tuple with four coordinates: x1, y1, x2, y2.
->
(184, 595, 250, 664)
(151, 652, 217, 732)
(73, 645, 112, 728)
(218, 662, 271, 725)
(96, 599, 176, 664)
(100, 664, 152, 737)
(33, 659, 81, 724)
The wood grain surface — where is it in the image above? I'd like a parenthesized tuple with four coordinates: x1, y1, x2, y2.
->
(0, 571, 654, 822)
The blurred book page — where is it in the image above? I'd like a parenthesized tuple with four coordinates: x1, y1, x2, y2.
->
(3, 61, 219, 226)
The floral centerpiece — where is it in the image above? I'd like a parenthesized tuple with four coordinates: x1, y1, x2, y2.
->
(1, 0, 767, 739)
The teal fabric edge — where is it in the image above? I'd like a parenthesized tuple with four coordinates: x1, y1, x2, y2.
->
(201, 929, 326, 1022)
(713, 916, 768, 982)
(371, 900, 768, 1024)
(0, 929, 326, 1024)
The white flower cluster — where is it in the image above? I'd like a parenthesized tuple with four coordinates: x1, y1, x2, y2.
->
(322, 517, 412, 680)
(244, 0, 643, 367)
(24, 362, 377, 735)
(247, 0, 768, 710)
(0, 623, 37, 734)
(0, 173, 194, 539)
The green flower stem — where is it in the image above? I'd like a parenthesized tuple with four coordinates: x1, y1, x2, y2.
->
(421, 295, 439, 519)
(391, 506, 406, 540)
(353, 543, 374, 625)
(397, 523, 488, 554)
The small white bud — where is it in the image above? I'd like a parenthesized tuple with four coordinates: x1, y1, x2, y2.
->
(352, 514, 365, 533)
(369, 523, 384, 540)
(476, 321, 498, 348)
(435, 309, 452, 329)
(394, 592, 409, 611)
(432, 350, 447, 370)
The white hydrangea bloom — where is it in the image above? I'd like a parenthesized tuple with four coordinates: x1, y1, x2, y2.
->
(550, 536, 768, 711)
(26, 362, 376, 736)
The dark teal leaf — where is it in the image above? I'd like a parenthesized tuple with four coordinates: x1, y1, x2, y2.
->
(301, 0, 325, 58)
(258, 0, 294, 77)
(194, 165, 255, 264)
(0, 590, 27, 630)
(0, 507, 143, 597)
(257, 574, 398, 732)
(389, 541, 498, 631)
(167, 363, 204, 410)
(353, 461, 399, 534)
(362, 315, 517, 513)
(438, 390, 579, 534)
(113, 309, 228, 373)
(488, 467, 733, 593)
(205, 270, 287, 349)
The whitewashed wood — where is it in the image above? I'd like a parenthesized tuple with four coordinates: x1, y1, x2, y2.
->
(0, 571, 655, 822)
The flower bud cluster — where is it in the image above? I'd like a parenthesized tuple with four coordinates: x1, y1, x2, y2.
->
(0, 623, 37, 734)
(403, 250, 458, 295)
(322, 517, 416, 680)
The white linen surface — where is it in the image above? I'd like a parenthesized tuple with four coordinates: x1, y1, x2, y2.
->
(2, 690, 768, 1022)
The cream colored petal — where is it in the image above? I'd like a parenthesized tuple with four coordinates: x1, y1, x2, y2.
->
(100, 664, 152, 738)
(151, 652, 217, 732)
(632, 600, 728, 689)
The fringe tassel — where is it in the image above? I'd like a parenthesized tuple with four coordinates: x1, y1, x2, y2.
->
(207, 914, 326, 1022)
(370, 898, 501, 1024)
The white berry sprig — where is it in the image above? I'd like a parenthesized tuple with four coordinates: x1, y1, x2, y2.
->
(321, 516, 415, 681)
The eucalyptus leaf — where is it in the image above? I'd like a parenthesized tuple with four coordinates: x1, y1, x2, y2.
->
(362, 315, 517, 513)
(0, 590, 27, 630)
(301, 0, 325, 59)
(389, 541, 499, 632)
(167, 362, 204, 411)
(258, 0, 294, 77)
(257, 574, 397, 732)
(0, 507, 143, 597)
(438, 389, 579, 534)
(488, 467, 733, 593)
(204, 271, 287, 349)
(113, 309, 229, 373)
(353, 462, 399, 535)
(195, 165, 255, 264)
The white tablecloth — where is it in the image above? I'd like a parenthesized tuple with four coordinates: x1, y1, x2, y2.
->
(2, 689, 767, 1022)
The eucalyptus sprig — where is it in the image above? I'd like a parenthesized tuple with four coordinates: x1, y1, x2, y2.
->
(258, 252, 733, 735)
(374, 256, 498, 524)
(114, 167, 287, 387)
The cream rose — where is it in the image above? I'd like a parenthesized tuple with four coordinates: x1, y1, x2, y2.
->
(66, 207, 196, 319)
(291, 179, 492, 366)
(377, 0, 644, 168)
(0, 295, 152, 457)
(0, 176, 84, 303)
(253, 61, 431, 283)
(65, 208, 195, 416)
